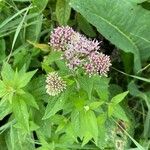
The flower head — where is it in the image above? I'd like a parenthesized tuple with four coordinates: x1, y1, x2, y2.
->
(85, 52, 112, 76)
(63, 32, 101, 70)
(49, 26, 112, 77)
(45, 72, 66, 96)
(50, 26, 75, 51)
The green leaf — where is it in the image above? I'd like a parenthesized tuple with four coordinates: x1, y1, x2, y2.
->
(13, 48, 32, 69)
(0, 80, 6, 98)
(1, 62, 14, 85)
(17, 69, 37, 88)
(42, 51, 62, 72)
(77, 14, 96, 37)
(70, 0, 150, 72)
(12, 95, 29, 131)
(93, 76, 110, 101)
(25, 14, 43, 42)
(29, 121, 39, 131)
(10, 5, 31, 54)
(112, 105, 129, 122)
(5, 126, 35, 150)
(113, 67, 150, 83)
(21, 92, 39, 109)
(0, 134, 7, 150)
(43, 93, 67, 119)
(97, 114, 107, 148)
(0, 39, 6, 62)
(0, 7, 32, 29)
(110, 91, 129, 105)
(27, 75, 49, 102)
(0, 120, 15, 134)
(32, 0, 48, 12)
(128, 81, 150, 138)
(78, 75, 94, 100)
(108, 91, 128, 117)
(80, 110, 98, 146)
(71, 110, 80, 137)
(0, 97, 11, 120)
(13, 0, 31, 2)
(56, 0, 71, 25)
(89, 101, 104, 110)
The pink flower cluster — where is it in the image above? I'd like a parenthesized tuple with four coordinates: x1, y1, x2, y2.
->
(85, 52, 111, 76)
(50, 26, 111, 76)
(50, 26, 74, 51)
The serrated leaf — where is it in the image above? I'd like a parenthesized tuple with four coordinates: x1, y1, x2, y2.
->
(5, 126, 34, 150)
(21, 92, 39, 109)
(108, 91, 128, 117)
(13, 49, 32, 70)
(27, 75, 49, 102)
(97, 114, 107, 148)
(78, 75, 94, 100)
(80, 110, 98, 146)
(71, 110, 80, 136)
(39, 119, 52, 139)
(29, 121, 39, 131)
(12, 95, 29, 131)
(1, 62, 14, 84)
(93, 76, 110, 101)
(17, 69, 37, 88)
(89, 101, 104, 110)
(112, 105, 129, 122)
(0, 97, 11, 120)
(43, 93, 67, 119)
(42, 51, 61, 72)
(70, 0, 150, 72)
(0, 80, 6, 98)
(82, 133, 92, 147)
(56, 0, 71, 25)
(110, 91, 129, 105)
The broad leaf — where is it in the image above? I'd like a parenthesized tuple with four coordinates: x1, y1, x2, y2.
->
(21, 92, 39, 109)
(108, 91, 128, 117)
(43, 93, 67, 119)
(78, 75, 94, 100)
(17, 69, 37, 88)
(12, 95, 29, 131)
(93, 76, 110, 101)
(70, 0, 150, 72)
(110, 91, 129, 105)
(112, 105, 129, 122)
(0, 80, 6, 98)
(1, 62, 14, 84)
(89, 101, 104, 110)
(0, 97, 12, 120)
(79, 110, 98, 146)
(5, 126, 34, 150)
(27, 76, 49, 102)
(56, 0, 71, 25)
